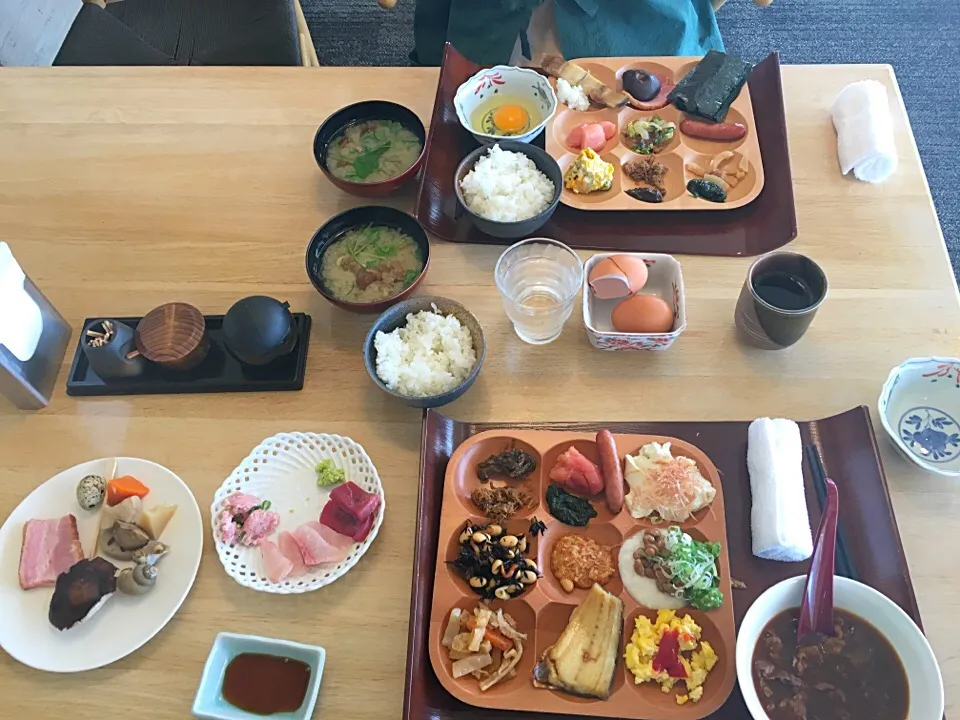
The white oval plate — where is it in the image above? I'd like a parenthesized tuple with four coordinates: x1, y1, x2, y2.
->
(211, 432, 385, 594)
(0, 458, 203, 672)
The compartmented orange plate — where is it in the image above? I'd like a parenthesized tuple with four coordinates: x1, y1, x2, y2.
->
(428, 430, 737, 719)
(545, 57, 765, 211)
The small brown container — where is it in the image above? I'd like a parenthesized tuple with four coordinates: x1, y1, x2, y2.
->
(135, 302, 210, 371)
(429, 430, 737, 720)
(545, 56, 765, 212)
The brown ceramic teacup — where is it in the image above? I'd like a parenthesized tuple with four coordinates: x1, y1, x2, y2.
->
(735, 251, 827, 349)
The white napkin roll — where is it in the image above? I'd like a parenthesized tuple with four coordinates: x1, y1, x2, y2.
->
(748, 418, 813, 563)
(831, 80, 898, 183)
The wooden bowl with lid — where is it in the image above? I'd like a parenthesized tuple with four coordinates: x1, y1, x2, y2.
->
(135, 302, 210, 371)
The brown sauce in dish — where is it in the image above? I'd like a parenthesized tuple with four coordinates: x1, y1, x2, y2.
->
(751, 608, 908, 720)
(222, 653, 311, 715)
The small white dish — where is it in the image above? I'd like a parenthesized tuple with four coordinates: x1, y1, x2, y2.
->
(211, 432, 385, 594)
(878, 356, 960, 476)
(0, 457, 203, 672)
(192, 632, 325, 720)
(737, 576, 943, 720)
(453, 65, 557, 145)
(582, 253, 686, 351)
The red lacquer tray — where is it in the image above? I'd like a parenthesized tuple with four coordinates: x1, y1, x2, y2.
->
(414, 45, 798, 256)
(404, 407, 931, 720)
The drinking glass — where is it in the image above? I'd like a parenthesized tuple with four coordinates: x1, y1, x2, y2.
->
(494, 238, 583, 345)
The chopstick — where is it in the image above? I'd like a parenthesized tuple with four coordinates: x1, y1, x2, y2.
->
(804, 445, 858, 580)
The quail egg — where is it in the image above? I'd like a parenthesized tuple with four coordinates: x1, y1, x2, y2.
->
(76, 474, 106, 511)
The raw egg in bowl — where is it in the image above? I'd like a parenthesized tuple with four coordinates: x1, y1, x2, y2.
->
(454, 65, 557, 145)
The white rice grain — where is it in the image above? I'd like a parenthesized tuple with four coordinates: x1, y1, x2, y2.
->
(459, 144, 555, 223)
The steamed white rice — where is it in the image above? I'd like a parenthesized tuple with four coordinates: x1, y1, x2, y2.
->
(459, 143, 555, 223)
(374, 305, 477, 397)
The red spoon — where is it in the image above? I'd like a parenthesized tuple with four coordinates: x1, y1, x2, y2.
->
(797, 478, 838, 644)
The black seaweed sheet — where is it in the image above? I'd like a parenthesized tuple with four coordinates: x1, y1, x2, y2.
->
(669, 50, 754, 123)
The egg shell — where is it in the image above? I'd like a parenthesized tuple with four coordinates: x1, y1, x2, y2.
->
(588, 258, 632, 300)
(609, 255, 649, 293)
(611, 294, 674, 334)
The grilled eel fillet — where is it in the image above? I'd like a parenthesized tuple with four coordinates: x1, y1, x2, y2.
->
(541, 55, 632, 109)
(533, 583, 624, 700)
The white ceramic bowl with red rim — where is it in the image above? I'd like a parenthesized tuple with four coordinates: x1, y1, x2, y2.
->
(582, 253, 686, 350)
(737, 575, 943, 720)
(453, 65, 557, 145)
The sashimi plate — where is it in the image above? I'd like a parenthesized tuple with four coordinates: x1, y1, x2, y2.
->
(0, 457, 203, 672)
(211, 432, 385, 594)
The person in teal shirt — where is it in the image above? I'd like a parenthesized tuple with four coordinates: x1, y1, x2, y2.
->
(411, 0, 770, 67)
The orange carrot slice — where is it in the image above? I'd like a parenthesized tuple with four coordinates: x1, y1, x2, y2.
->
(105, 475, 150, 506)
(465, 617, 513, 652)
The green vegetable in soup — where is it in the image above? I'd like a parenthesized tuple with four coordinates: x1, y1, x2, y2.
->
(319, 225, 424, 303)
(326, 120, 422, 184)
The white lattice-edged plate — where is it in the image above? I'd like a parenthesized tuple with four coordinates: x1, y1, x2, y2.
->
(211, 432, 385, 594)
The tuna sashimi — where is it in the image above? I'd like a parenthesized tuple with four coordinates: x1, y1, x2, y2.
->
(260, 539, 294, 583)
(320, 501, 376, 543)
(328, 481, 380, 522)
(549, 446, 605, 496)
(277, 531, 308, 577)
(599, 121, 616, 140)
(19, 515, 85, 590)
(291, 523, 350, 565)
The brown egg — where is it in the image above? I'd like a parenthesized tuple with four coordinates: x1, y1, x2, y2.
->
(609, 254, 648, 293)
(588, 257, 632, 299)
(611, 294, 674, 334)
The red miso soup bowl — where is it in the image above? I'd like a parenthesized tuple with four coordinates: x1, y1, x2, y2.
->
(305, 205, 431, 314)
(313, 101, 427, 198)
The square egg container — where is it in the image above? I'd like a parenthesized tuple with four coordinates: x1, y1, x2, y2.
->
(583, 253, 686, 351)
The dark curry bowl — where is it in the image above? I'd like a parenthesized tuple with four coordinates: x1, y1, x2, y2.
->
(454, 139, 563, 240)
(305, 205, 431, 314)
(363, 296, 486, 409)
(313, 100, 427, 198)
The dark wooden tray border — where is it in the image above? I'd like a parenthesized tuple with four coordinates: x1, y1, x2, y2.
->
(404, 407, 928, 720)
(65, 313, 311, 397)
(414, 45, 798, 257)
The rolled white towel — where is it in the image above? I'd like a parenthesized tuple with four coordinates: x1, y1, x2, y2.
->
(748, 418, 813, 563)
(831, 80, 898, 183)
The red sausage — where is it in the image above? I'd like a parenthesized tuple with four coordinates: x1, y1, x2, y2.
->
(680, 119, 747, 142)
(596, 429, 624, 514)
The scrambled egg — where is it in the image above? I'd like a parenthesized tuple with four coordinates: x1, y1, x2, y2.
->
(563, 148, 614, 194)
(624, 609, 719, 705)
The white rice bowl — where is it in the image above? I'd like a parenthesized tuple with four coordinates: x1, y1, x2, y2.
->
(374, 305, 477, 397)
(459, 144, 556, 223)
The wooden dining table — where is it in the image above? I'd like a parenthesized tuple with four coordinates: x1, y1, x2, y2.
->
(0, 64, 956, 719)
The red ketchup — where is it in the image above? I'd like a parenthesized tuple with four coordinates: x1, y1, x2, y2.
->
(653, 629, 688, 678)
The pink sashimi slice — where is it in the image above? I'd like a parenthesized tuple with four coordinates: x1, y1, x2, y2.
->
(277, 531, 308, 577)
(566, 124, 585, 149)
(320, 501, 376, 543)
(291, 523, 349, 566)
(306, 521, 355, 550)
(599, 121, 616, 140)
(580, 123, 607, 152)
(260, 539, 294, 583)
(329, 481, 380, 522)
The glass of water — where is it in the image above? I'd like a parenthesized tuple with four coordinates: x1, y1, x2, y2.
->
(494, 238, 584, 345)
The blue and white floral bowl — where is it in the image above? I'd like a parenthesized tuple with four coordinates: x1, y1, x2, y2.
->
(879, 357, 960, 476)
(453, 65, 557, 145)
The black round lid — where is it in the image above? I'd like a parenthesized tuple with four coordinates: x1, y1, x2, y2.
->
(221, 296, 295, 364)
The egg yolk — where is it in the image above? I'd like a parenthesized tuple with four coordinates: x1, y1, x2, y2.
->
(492, 105, 529, 133)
